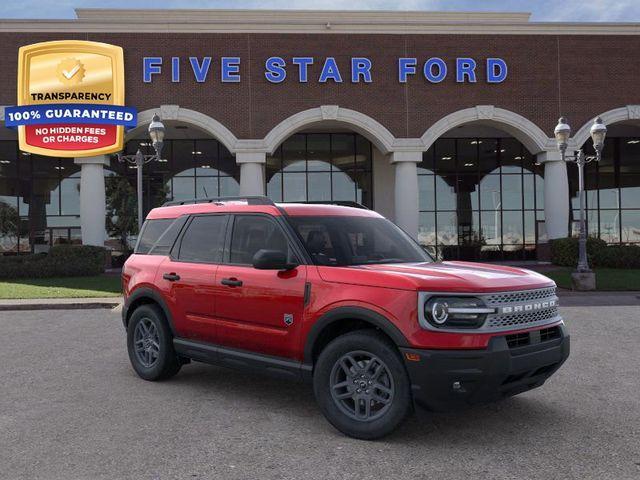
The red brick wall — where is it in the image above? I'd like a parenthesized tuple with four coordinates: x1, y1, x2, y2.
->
(0, 32, 638, 141)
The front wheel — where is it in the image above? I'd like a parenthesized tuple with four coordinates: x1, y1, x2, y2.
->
(313, 330, 412, 440)
(127, 304, 181, 381)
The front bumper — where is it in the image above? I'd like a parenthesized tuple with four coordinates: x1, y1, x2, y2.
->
(400, 323, 570, 412)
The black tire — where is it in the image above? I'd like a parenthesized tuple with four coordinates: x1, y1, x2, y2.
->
(127, 304, 181, 381)
(313, 330, 412, 440)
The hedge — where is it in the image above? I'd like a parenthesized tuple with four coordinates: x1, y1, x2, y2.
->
(550, 237, 640, 268)
(0, 245, 107, 279)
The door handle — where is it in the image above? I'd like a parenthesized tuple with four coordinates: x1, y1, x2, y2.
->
(221, 277, 243, 287)
(163, 272, 181, 282)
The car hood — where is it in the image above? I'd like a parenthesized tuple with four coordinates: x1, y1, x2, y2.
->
(316, 261, 555, 292)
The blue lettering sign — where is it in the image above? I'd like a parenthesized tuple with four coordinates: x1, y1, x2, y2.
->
(171, 57, 180, 83)
(487, 58, 508, 83)
(351, 58, 372, 83)
(456, 58, 477, 83)
(424, 58, 447, 83)
(265, 56, 287, 83)
(221, 57, 241, 83)
(189, 57, 211, 83)
(398, 58, 417, 83)
(292, 57, 314, 82)
(319, 57, 342, 83)
(143, 57, 162, 83)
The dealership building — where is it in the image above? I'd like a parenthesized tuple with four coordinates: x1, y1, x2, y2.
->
(0, 8, 639, 260)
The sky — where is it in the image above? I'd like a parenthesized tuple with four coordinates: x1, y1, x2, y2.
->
(0, 0, 639, 22)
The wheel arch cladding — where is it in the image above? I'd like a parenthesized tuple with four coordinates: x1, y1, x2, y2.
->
(305, 306, 409, 365)
(123, 287, 176, 334)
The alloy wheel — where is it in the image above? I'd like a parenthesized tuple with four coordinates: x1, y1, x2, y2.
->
(329, 350, 395, 421)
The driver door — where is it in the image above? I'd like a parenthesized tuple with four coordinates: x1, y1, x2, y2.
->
(214, 214, 307, 359)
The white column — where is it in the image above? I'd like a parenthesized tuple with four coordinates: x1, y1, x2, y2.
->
(391, 151, 421, 239)
(237, 152, 266, 196)
(538, 151, 569, 239)
(74, 155, 108, 246)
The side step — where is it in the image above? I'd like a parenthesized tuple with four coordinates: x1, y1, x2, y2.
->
(173, 338, 312, 382)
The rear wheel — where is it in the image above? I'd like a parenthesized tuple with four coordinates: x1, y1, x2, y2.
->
(127, 304, 181, 381)
(313, 330, 412, 440)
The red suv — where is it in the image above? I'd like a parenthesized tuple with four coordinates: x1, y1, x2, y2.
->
(122, 196, 569, 439)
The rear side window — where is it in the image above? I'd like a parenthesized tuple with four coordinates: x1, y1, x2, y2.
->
(135, 219, 174, 254)
(148, 216, 188, 256)
(177, 215, 228, 263)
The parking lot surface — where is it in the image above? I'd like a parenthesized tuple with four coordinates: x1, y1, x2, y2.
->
(1, 306, 639, 480)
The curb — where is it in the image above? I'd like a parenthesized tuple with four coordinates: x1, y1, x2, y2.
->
(0, 299, 122, 312)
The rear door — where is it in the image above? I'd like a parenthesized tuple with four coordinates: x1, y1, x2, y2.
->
(157, 214, 229, 343)
(214, 214, 307, 359)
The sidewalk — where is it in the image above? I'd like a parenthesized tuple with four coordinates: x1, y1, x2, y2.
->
(0, 297, 122, 311)
(556, 289, 640, 307)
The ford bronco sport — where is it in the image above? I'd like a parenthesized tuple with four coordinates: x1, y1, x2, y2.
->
(122, 196, 569, 439)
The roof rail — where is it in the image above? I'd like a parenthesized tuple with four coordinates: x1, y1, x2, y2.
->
(162, 196, 275, 207)
(281, 200, 370, 210)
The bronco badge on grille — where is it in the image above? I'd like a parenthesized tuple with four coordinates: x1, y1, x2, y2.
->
(499, 299, 557, 314)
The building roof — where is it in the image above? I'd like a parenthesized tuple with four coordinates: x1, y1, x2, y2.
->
(0, 8, 638, 35)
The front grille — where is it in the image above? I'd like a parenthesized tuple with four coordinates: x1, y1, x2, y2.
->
(506, 332, 530, 348)
(505, 325, 562, 349)
(484, 287, 557, 306)
(487, 307, 559, 329)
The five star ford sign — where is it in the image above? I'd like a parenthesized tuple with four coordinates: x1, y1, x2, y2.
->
(4, 40, 137, 157)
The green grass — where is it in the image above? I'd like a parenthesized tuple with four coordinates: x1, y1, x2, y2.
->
(543, 268, 640, 291)
(0, 275, 122, 299)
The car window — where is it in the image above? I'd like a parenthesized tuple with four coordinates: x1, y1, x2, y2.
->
(177, 215, 227, 263)
(229, 215, 290, 265)
(290, 216, 431, 266)
(135, 219, 174, 254)
(148, 216, 188, 256)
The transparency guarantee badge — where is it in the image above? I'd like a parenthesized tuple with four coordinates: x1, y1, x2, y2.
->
(5, 40, 136, 157)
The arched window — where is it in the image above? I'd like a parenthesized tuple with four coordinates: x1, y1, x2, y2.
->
(266, 133, 373, 207)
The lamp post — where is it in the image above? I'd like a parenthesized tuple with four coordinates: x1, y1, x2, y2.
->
(117, 113, 166, 232)
(553, 116, 607, 279)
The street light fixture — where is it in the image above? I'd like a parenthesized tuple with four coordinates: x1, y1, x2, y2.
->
(553, 116, 607, 279)
(117, 113, 166, 232)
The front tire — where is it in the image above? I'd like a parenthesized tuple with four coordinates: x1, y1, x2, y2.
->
(313, 330, 412, 440)
(127, 304, 181, 381)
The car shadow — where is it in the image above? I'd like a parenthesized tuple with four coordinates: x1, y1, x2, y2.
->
(159, 361, 571, 444)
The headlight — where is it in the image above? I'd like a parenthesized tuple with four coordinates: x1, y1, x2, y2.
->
(424, 296, 494, 329)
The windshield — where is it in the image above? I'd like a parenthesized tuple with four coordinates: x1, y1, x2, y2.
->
(289, 216, 433, 266)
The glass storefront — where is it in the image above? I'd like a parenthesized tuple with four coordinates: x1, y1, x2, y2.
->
(569, 137, 640, 244)
(418, 137, 545, 260)
(266, 133, 373, 207)
(0, 140, 82, 254)
(0, 138, 239, 254)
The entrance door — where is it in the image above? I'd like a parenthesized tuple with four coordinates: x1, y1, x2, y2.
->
(214, 214, 307, 359)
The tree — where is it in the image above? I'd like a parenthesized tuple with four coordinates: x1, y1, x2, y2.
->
(0, 201, 20, 252)
(105, 176, 138, 252)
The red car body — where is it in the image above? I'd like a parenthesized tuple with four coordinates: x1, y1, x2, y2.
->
(122, 200, 569, 413)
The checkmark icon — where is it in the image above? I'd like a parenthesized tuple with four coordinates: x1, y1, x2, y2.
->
(62, 64, 80, 79)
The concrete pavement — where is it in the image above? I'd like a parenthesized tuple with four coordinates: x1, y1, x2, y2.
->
(0, 307, 639, 480)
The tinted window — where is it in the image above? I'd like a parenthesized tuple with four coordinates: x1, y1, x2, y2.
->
(290, 216, 431, 266)
(178, 215, 227, 263)
(135, 219, 174, 254)
(230, 215, 290, 264)
(148, 216, 188, 256)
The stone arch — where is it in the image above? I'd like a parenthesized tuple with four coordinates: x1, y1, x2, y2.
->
(262, 105, 396, 155)
(420, 105, 553, 154)
(572, 105, 640, 148)
(127, 105, 239, 153)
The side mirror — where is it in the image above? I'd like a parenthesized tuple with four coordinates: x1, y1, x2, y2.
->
(252, 249, 297, 271)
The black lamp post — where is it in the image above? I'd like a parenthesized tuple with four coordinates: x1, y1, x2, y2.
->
(117, 113, 166, 232)
(553, 116, 607, 277)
